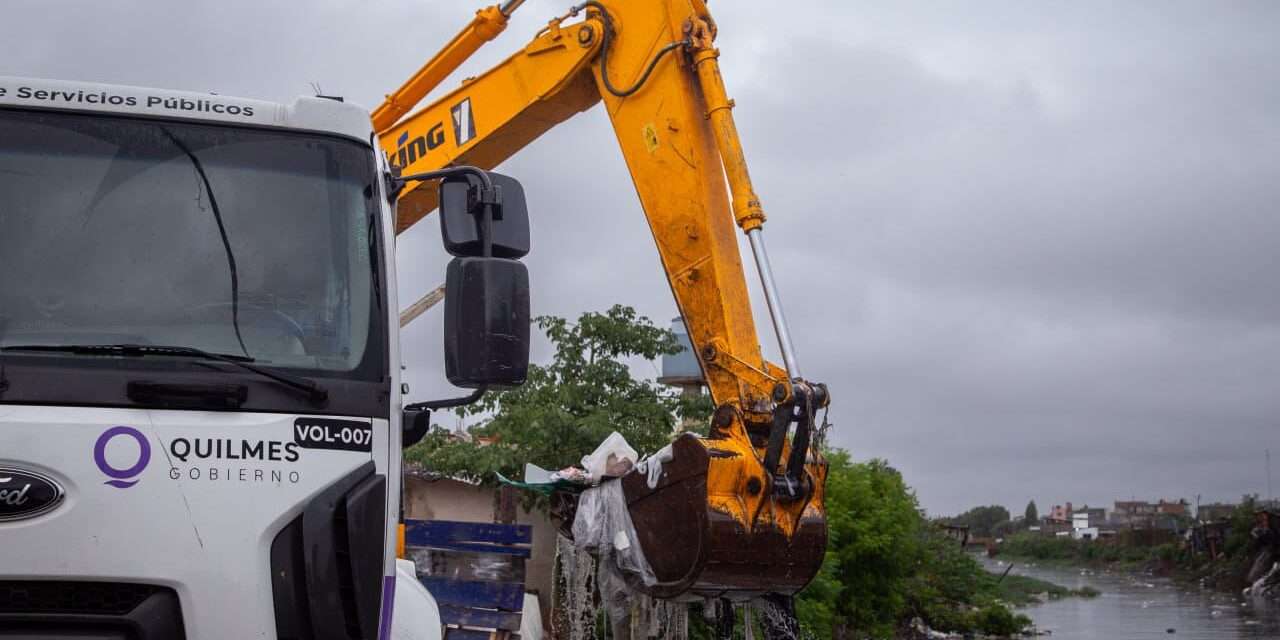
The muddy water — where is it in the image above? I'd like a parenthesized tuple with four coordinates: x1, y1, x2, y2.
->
(977, 555, 1280, 639)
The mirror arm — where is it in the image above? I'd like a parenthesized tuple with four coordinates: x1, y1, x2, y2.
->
(479, 200, 493, 257)
(399, 166, 493, 192)
(405, 385, 487, 411)
(401, 166, 498, 257)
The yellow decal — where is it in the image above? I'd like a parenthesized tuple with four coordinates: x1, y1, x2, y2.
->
(642, 123, 659, 153)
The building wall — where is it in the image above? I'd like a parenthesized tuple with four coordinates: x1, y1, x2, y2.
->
(1198, 504, 1236, 522)
(1072, 527, 1099, 541)
(1074, 507, 1106, 527)
(403, 476, 560, 626)
(1049, 502, 1074, 522)
(1038, 521, 1072, 536)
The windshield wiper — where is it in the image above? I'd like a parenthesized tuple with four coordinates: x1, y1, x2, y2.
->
(159, 126, 250, 358)
(0, 344, 328, 405)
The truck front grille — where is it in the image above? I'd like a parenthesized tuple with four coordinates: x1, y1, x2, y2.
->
(0, 581, 159, 615)
(0, 580, 186, 639)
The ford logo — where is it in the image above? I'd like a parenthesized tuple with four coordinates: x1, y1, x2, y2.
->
(0, 467, 65, 522)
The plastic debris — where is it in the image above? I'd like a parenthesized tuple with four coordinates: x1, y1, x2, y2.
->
(581, 431, 638, 480)
(519, 593, 544, 640)
(501, 432, 644, 499)
(551, 534, 597, 640)
(495, 462, 589, 495)
(636, 443, 673, 489)
(551, 466, 590, 484)
(572, 478, 656, 587)
(522, 462, 555, 484)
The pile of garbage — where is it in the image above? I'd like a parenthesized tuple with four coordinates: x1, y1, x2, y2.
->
(511, 432, 684, 639)
(1244, 559, 1280, 599)
(510, 431, 803, 640)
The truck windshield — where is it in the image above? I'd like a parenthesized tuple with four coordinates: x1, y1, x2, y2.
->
(0, 109, 380, 375)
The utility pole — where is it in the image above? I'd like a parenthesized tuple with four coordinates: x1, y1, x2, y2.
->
(1267, 448, 1272, 503)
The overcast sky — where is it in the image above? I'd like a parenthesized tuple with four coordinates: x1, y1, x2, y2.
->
(5, 0, 1278, 516)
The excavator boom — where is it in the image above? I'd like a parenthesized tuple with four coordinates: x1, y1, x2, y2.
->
(380, 0, 830, 601)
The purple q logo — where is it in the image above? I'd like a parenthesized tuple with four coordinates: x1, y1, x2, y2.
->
(93, 426, 151, 489)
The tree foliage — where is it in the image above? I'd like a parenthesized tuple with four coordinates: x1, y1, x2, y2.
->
(945, 504, 1013, 538)
(810, 453, 921, 637)
(795, 454, 1031, 638)
(405, 305, 711, 483)
(1025, 500, 1038, 524)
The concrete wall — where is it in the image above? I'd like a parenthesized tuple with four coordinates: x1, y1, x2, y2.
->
(403, 476, 559, 625)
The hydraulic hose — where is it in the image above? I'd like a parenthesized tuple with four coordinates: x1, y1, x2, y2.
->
(572, 1, 689, 97)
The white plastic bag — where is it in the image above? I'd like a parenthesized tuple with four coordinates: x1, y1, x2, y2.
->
(635, 443, 674, 490)
(571, 479, 656, 587)
(580, 431, 638, 481)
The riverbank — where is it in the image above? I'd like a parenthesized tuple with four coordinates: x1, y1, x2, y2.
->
(995, 531, 1177, 572)
(994, 529, 1280, 598)
(993, 501, 1280, 599)
(975, 555, 1280, 639)
(993, 571, 1100, 605)
(892, 558, 1100, 639)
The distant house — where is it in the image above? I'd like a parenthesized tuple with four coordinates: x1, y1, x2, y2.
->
(1038, 519, 1072, 536)
(1197, 503, 1236, 522)
(1071, 512, 1100, 540)
(1157, 499, 1189, 517)
(1073, 506, 1107, 528)
(1048, 502, 1074, 524)
(939, 523, 970, 547)
(1112, 500, 1158, 527)
(1153, 512, 1184, 532)
(1188, 520, 1231, 558)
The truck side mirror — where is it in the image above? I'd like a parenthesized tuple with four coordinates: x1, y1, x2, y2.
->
(443, 256, 530, 388)
(439, 172, 530, 259)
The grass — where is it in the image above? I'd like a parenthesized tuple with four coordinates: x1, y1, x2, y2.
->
(996, 532, 1179, 572)
(994, 573, 1100, 605)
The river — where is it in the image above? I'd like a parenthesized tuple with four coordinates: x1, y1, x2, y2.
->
(976, 555, 1280, 639)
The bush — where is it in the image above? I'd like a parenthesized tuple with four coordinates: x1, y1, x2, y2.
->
(1000, 531, 1174, 567)
(971, 604, 1031, 637)
(995, 574, 1068, 604)
(796, 454, 1033, 638)
(999, 533, 1079, 561)
(1224, 496, 1260, 559)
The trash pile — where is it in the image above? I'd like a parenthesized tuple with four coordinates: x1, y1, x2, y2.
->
(515, 431, 686, 639)
(1245, 561, 1280, 599)
(507, 431, 803, 640)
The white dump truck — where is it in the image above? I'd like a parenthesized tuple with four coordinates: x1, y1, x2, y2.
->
(0, 75, 532, 639)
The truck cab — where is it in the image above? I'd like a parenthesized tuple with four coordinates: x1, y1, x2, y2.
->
(0, 76, 523, 639)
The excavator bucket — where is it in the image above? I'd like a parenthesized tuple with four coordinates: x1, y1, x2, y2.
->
(623, 433, 828, 600)
(556, 419, 828, 601)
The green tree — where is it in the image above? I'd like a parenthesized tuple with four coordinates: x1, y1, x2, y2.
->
(1025, 500, 1039, 525)
(405, 305, 709, 483)
(947, 505, 1012, 538)
(797, 453, 922, 638)
(1225, 494, 1260, 559)
(796, 455, 1032, 638)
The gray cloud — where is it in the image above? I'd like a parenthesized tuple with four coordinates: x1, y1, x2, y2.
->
(5, 0, 1278, 516)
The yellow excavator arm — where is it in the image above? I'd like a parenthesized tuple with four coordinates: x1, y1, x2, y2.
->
(380, 0, 831, 600)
